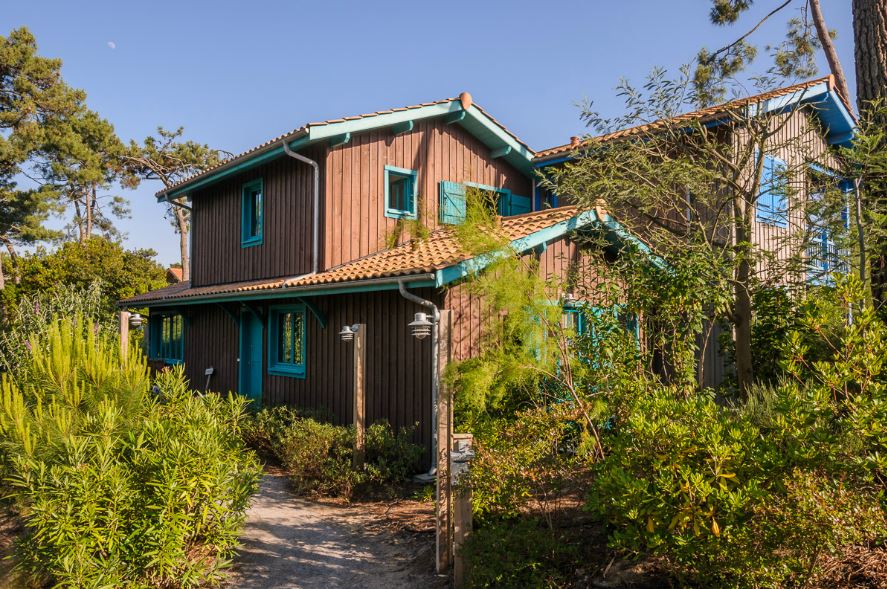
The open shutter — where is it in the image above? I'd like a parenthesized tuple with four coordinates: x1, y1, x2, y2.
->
(508, 194, 532, 215)
(757, 155, 787, 227)
(439, 181, 466, 224)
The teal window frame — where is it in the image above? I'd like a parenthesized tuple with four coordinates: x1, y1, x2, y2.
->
(465, 181, 512, 216)
(241, 178, 264, 247)
(267, 304, 306, 378)
(756, 154, 788, 228)
(384, 166, 417, 219)
(148, 312, 185, 364)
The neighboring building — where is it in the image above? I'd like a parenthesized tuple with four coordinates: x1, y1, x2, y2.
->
(121, 77, 856, 453)
(166, 267, 183, 284)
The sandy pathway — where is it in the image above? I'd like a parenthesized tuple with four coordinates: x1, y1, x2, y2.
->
(225, 474, 447, 589)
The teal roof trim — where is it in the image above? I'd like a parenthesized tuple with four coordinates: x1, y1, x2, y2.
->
(160, 98, 535, 201)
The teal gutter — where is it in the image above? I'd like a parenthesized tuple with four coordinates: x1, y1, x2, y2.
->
(121, 274, 436, 309)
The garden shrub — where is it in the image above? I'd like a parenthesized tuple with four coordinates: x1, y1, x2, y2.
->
(245, 407, 423, 498)
(462, 518, 579, 589)
(590, 279, 887, 587)
(0, 318, 261, 587)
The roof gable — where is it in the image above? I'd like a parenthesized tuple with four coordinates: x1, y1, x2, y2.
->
(534, 76, 856, 165)
(159, 93, 535, 201)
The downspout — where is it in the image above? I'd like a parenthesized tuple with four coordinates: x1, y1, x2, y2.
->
(282, 140, 320, 275)
(398, 279, 441, 475)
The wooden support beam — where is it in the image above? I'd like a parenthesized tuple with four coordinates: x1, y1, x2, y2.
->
(391, 120, 414, 136)
(328, 132, 352, 148)
(436, 310, 454, 574)
(490, 145, 512, 159)
(352, 323, 366, 468)
(295, 296, 327, 328)
(444, 111, 466, 125)
(119, 311, 131, 360)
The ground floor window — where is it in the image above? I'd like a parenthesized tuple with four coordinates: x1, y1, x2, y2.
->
(268, 305, 306, 377)
(148, 312, 184, 364)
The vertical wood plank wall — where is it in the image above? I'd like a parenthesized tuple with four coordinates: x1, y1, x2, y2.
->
(184, 289, 436, 459)
(190, 145, 325, 287)
(323, 119, 532, 268)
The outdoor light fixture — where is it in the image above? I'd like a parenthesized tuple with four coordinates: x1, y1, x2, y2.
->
(408, 312, 433, 340)
(339, 324, 360, 342)
(128, 313, 143, 330)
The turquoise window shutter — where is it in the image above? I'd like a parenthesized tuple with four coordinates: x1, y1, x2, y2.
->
(439, 181, 466, 224)
(508, 194, 532, 215)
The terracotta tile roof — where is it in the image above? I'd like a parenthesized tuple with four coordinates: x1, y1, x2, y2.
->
(166, 267, 183, 283)
(120, 207, 583, 306)
(534, 76, 840, 161)
(158, 94, 533, 198)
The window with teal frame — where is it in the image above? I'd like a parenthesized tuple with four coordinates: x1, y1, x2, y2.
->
(241, 178, 264, 247)
(148, 313, 184, 364)
(385, 166, 417, 219)
(268, 305, 306, 377)
(756, 154, 788, 227)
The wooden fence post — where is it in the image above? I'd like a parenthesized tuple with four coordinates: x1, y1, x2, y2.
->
(119, 311, 130, 360)
(436, 310, 453, 574)
(353, 323, 366, 468)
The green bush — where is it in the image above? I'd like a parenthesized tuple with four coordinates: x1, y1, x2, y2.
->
(0, 318, 261, 587)
(462, 518, 578, 589)
(245, 407, 423, 498)
(591, 279, 887, 587)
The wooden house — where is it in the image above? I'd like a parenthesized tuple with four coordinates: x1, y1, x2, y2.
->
(120, 77, 856, 455)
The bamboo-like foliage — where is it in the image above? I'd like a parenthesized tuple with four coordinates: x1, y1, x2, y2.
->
(0, 317, 261, 587)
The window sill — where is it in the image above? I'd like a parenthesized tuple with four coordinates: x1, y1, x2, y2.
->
(385, 208, 417, 220)
(268, 364, 306, 378)
(241, 237, 263, 248)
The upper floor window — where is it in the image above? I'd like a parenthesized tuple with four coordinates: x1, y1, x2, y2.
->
(385, 166, 417, 219)
(756, 154, 788, 228)
(148, 312, 184, 364)
(268, 305, 306, 378)
(241, 178, 264, 247)
(439, 180, 531, 225)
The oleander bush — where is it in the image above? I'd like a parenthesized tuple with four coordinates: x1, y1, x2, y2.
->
(0, 317, 261, 588)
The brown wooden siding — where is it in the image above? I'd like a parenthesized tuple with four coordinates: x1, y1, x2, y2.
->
(323, 119, 532, 269)
(183, 305, 239, 393)
(190, 145, 326, 287)
(182, 289, 436, 458)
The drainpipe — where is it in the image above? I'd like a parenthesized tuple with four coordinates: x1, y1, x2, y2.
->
(398, 279, 441, 475)
(282, 140, 320, 275)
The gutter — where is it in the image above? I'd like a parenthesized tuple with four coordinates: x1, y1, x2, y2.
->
(281, 140, 321, 275)
(397, 279, 441, 478)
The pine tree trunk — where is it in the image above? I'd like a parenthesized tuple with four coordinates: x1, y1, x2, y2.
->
(733, 197, 755, 395)
(173, 200, 190, 282)
(85, 185, 95, 240)
(4, 242, 19, 285)
(853, 0, 887, 308)
(809, 0, 852, 105)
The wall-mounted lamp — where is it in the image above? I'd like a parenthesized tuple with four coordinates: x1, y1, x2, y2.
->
(408, 312, 433, 340)
(339, 324, 360, 342)
(128, 313, 144, 330)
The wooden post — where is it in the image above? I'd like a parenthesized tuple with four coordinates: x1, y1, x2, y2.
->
(353, 323, 366, 468)
(436, 310, 453, 574)
(452, 433, 474, 589)
(119, 311, 130, 360)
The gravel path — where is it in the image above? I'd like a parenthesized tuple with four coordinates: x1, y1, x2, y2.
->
(225, 474, 447, 589)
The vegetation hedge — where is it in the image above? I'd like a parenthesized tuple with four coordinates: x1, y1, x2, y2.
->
(244, 406, 424, 498)
(0, 318, 261, 587)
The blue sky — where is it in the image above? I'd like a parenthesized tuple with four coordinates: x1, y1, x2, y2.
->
(3, 0, 856, 266)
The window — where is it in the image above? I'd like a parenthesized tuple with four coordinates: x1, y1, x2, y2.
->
(241, 178, 264, 247)
(756, 154, 788, 227)
(807, 171, 852, 283)
(439, 180, 531, 224)
(148, 313, 184, 364)
(268, 305, 306, 377)
(385, 166, 417, 219)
